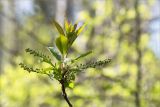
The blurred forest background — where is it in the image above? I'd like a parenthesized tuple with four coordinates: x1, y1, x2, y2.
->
(0, 0, 160, 107)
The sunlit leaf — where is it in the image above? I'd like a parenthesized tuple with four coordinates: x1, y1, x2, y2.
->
(76, 24, 86, 35)
(56, 35, 68, 55)
(69, 82, 74, 88)
(65, 19, 70, 32)
(43, 67, 54, 72)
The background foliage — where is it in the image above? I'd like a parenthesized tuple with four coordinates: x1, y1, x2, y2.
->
(0, 0, 160, 107)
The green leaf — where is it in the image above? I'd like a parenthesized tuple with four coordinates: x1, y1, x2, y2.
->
(67, 30, 78, 47)
(68, 82, 74, 88)
(53, 20, 65, 35)
(65, 19, 70, 32)
(64, 82, 74, 88)
(48, 47, 61, 61)
(43, 67, 54, 72)
(67, 24, 85, 47)
(76, 24, 86, 35)
(73, 24, 77, 32)
(72, 51, 92, 63)
(56, 35, 68, 55)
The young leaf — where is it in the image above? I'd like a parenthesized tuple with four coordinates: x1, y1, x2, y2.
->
(73, 24, 77, 32)
(48, 47, 61, 61)
(67, 24, 86, 47)
(68, 32, 77, 47)
(64, 81, 74, 88)
(68, 82, 74, 88)
(76, 24, 86, 35)
(72, 51, 92, 63)
(65, 19, 70, 32)
(43, 67, 54, 72)
(56, 35, 68, 55)
(53, 20, 65, 35)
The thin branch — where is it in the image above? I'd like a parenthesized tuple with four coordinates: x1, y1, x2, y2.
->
(60, 79, 73, 107)
(59, 58, 73, 107)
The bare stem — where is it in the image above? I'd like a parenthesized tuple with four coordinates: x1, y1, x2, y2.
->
(60, 80, 73, 107)
(60, 56, 73, 107)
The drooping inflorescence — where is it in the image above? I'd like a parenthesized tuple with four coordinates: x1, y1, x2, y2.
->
(25, 48, 53, 66)
(76, 58, 111, 70)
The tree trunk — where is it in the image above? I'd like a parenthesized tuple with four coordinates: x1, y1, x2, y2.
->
(35, 0, 57, 22)
(134, 0, 142, 107)
(0, 0, 16, 73)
